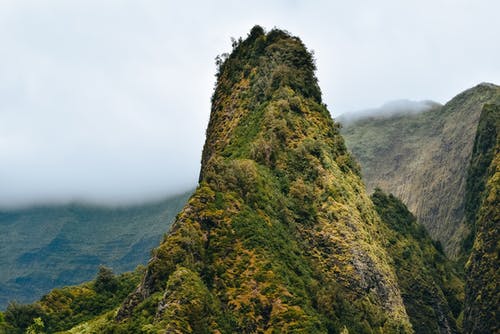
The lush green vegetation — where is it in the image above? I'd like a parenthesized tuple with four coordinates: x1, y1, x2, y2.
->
(463, 103, 499, 251)
(0, 191, 191, 309)
(0, 266, 143, 333)
(463, 103, 500, 333)
(342, 87, 500, 333)
(372, 189, 464, 333)
(47, 26, 420, 333)
(7, 26, 497, 333)
(341, 83, 500, 257)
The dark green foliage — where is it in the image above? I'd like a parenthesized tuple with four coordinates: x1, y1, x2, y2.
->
(213, 26, 320, 103)
(2, 303, 44, 334)
(463, 103, 500, 334)
(372, 189, 464, 333)
(463, 103, 499, 252)
(94, 266, 118, 293)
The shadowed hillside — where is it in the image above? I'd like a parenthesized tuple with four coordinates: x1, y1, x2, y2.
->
(463, 103, 499, 333)
(0, 191, 191, 309)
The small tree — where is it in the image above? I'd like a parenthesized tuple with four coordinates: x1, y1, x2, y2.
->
(94, 266, 118, 293)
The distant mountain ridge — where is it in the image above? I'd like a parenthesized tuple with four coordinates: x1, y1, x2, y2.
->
(341, 83, 500, 258)
(337, 99, 441, 126)
(0, 191, 192, 309)
(341, 83, 500, 333)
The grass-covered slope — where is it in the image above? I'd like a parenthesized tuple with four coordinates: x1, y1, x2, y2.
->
(88, 26, 414, 333)
(341, 83, 500, 257)
(0, 191, 191, 309)
(372, 189, 463, 334)
(463, 103, 499, 334)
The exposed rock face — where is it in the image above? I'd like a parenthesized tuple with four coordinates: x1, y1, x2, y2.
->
(341, 83, 500, 258)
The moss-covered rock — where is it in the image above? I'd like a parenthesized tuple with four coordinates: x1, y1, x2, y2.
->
(8, 26, 494, 334)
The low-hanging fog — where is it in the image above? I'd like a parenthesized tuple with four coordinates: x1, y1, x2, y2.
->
(336, 99, 442, 126)
(1, 0, 499, 207)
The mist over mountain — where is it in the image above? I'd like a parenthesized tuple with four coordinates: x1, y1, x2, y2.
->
(2, 1, 499, 208)
(337, 99, 441, 126)
(341, 82, 499, 257)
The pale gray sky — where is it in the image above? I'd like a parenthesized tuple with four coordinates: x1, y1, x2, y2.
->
(1, 0, 499, 207)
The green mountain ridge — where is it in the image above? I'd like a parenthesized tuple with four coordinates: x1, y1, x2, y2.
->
(371, 190, 463, 334)
(0, 191, 192, 309)
(463, 103, 499, 333)
(1, 26, 494, 333)
(341, 84, 500, 333)
(340, 83, 500, 258)
(110, 26, 414, 333)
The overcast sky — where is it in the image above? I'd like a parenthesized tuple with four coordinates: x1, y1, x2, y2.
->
(1, 0, 499, 207)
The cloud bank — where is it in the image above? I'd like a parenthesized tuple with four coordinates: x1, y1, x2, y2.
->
(0, 0, 499, 207)
(336, 100, 441, 125)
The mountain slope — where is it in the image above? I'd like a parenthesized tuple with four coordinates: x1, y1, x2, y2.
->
(1, 27, 467, 334)
(371, 189, 463, 334)
(0, 191, 191, 309)
(109, 26, 412, 333)
(340, 83, 500, 257)
(463, 103, 499, 333)
(341, 86, 500, 333)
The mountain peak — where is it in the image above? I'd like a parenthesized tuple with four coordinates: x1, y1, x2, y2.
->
(2, 26, 472, 334)
(114, 26, 413, 332)
(200, 27, 323, 180)
(476, 82, 499, 89)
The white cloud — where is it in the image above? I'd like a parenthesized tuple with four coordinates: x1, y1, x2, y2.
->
(0, 0, 499, 206)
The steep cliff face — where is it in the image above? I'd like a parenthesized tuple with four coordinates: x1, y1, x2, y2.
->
(372, 190, 463, 334)
(463, 103, 499, 334)
(341, 86, 500, 333)
(341, 83, 500, 257)
(112, 26, 412, 333)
